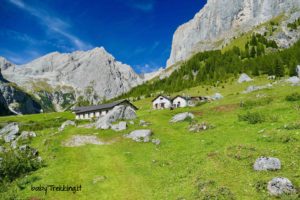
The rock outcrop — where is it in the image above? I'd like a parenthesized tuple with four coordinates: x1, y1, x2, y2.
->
(167, 0, 300, 67)
(170, 112, 194, 123)
(0, 69, 41, 115)
(95, 105, 137, 130)
(125, 130, 152, 142)
(238, 73, 253, 83)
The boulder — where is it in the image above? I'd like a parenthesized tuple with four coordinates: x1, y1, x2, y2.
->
(19, 131, 37, 140)
(243, 84, 272, 93)
(238, 73, 253, 83)
(58, 120, 76, 132)
(124, 106, 137, 120)
(287, 76, 300, 85)
(170, 112, 194, 123)
(151, 139, 161, 145)
(125, 130, 152, 142)
(253, 157, 281, 171)
(189, 122, 213, 133)
(297, 65, 300, 77)
(111, 121, 127, 132)
(129, 121, 134, 125)
(267, 177, 295, 196)
(0, 123, 19, 143)
(211, 93, 223, 100)
(95, 105, 137, 129)
(139, 120, 151, 127)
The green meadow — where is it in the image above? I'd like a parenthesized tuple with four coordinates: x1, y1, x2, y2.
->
(0, 76, 300, 200)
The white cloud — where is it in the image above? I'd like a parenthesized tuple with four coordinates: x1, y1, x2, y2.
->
(8, 0, 92, 50)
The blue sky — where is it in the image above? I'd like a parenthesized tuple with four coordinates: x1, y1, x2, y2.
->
(0, 0, 207, 73)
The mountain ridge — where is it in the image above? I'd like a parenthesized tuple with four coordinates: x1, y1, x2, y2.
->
(167, 0, 300, 67)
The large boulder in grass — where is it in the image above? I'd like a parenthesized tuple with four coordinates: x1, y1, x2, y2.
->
(96, 105, 137, 129)
(58, 120, 76, 132)
(267, 177, 296, 196)
(297, 65, 300, 77)
(253, 157, 281, 171)
(211, 93, 223, 100)
(287, 76, 300, 85)
(111, 121, 127, 132)
(125, 130, 152, 142)
(170, 112, 194, 123)
(238, 73, 253, 83)
(0, 123, 19, 143)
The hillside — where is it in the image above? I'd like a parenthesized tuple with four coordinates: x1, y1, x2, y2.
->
(0, 75, 299, 199)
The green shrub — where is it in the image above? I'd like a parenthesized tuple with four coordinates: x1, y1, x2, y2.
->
(238, 112, 266, 124)
(282, 123, 300, 130)
(0, 149, 43, 182)
(286, 93, 300, 102)
(240, 97, 273, 109)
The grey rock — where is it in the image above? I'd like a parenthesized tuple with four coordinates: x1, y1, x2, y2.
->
(0, 123, 19, 143)
(19, 131, 37, 140)
(238, 73, 253, 83)
(243, 84, 272, 93)
(170, 112, 194, 123)
(139, 120, 151, 127)
(189, 122, 213, 133)
(124, 106, 137, 120)
(0, 69, 41, 115)
(267, 177, 296, 196)
(58, 120, 76, 132)
(253, 157, 281, 171)
(125, 130, 152, 142)
(129, 121, 134, 125)
(111, 121, 127, 132)
(287, 76, 300, 85)
(211, 93, 223, 100)
(167, 0, 300, 67)
(1, 47, 144, 111)
(297, 65, 300, 78)
(151, 139, 161, 145)
(95, 105, 137, 129)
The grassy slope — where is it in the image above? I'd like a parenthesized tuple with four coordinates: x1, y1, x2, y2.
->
(0, 76, 300, 199)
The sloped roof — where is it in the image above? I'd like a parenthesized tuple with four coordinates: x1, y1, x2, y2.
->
(172, 95, 191, 101)
(73, 99, 137, 114)
(152, 95, 171, 102)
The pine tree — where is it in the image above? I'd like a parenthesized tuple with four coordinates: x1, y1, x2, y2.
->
(250, 46, 256, 58)
(289, 56, 298, 76)
(275, 59, 285, 77)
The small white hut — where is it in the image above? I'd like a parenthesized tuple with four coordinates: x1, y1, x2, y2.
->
(152, 95, 172, 109)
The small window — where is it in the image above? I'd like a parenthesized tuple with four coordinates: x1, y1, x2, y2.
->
(160, 97, 163, 100)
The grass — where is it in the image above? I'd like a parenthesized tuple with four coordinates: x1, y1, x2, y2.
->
(0, 76, 300, 199)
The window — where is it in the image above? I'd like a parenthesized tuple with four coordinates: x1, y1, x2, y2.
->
(161, 103, 165, 108)
(160, 97, 163, 100)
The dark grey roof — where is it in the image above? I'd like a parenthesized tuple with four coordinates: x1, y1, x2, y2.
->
(152, 95, 171, 102)
(172, 95, 191, 101)
(73, 100, 137, 114)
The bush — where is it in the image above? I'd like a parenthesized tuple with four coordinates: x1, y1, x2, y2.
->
(0, 149, 43, 182)
(286, 93, 300, 102)
(238, 112, 266, 124)
(240, 97, 273, 109)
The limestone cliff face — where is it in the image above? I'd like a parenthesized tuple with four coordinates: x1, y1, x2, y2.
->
(167, 0, 300, 67)
(0, 69, 41, 115)
(1, 47, 144, 111)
